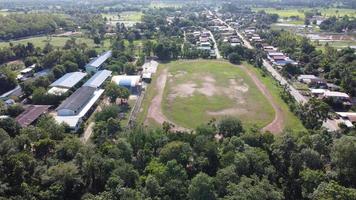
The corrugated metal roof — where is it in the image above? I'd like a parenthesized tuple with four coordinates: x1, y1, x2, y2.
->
(86, 50, 112, 68)
(112, 75, 140, 88)
(16, 105, 51, 127)
(50, 72, 87, 88)
(83, 70, 112, 88)
(56, 86, 96, 113)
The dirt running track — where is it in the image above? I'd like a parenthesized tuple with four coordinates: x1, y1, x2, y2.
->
(238, 65, 284, 134)
(146, 68, 189, 132)
(146, 65, 284, 135)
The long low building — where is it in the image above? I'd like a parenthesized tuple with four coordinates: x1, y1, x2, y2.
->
(54, 86, 104, 131)
(48, 72, 87, 95)
(83, 70, 112, 88)
(85, 50, 112, 73)
(56, 86, 97, 116)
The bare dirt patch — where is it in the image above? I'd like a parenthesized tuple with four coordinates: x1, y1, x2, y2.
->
(169, 82, 197, 99)
(146, 68, 188, 131)
(238, 65, 285, 134)
(207, 107, 248, 116)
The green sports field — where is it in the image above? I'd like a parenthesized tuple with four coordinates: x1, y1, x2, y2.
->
(141, 60, 276, 129)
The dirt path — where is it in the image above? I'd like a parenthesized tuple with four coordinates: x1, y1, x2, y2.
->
(239, 65, 284, 134)
(146, 68, 188, 132)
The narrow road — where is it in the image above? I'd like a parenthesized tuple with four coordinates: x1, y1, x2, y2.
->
(239, 65, 285, 134)
(211, 11, 284, 134)
(146, 68, 188, 132)
(221, 13, 339, 131)
(208, 30, 222, 59)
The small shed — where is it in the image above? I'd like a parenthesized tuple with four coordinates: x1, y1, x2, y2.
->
(16, 105, 51, 127)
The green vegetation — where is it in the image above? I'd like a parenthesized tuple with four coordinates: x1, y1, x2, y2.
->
(161, 60, 275, 129)
(254, 7, 356, 19)
(0, 36, 111, 50)
(0, 13, 75, 40)
(248, 63, 306, 131)
(149, 1, 184, 8)
(103, 12, 143, 23)
(119, 11, 143, 22)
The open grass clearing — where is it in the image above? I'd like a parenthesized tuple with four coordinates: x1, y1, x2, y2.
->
(143, 60, 276, 130)
(254, 7, 356, 19)
(0, 36, 112, 51)
(149, 1, 184, 8)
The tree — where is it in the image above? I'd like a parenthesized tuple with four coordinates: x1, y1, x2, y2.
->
(159, 141, 192, 166)
(300, 169, 326, 198)
(332, 136, 356, 187)
(63, 61, 78, 73)
(145, 175, 161, 198)
(228, 52, 242, 64)
(143, 40, 153, 56)
(41, 162, 84, 199)
(0, 118, 21, 137)
(7, 104, 24, 117)
(105, 83, 122, 103)
(311, 181, 356, 200)
(296, 98, 329, 129)
(218, 117, 244, 138)
(188, 172, 216, 200)
(95, 105, 120, 121)
(215, 165, 239, 196)
(223, 176, 283, 200)
(93, 36, 101, 45)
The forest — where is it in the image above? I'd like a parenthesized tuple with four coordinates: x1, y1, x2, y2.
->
(0, 113, 356, 200)
(0, 14, 75, 40)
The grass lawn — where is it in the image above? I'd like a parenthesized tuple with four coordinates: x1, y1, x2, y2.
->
(247, 63, 306, 131)
(254, 7, 356, 19)
(149, 1, 183, 8)
(161, 60, 275, 129)
(103, 12, 143, 22)
(316, 40, 356, 49)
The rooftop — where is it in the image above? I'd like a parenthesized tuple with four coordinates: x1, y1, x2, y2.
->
(56, 86, 96, 113)
(16, 105, 51, 127)
(324, 91, 350, 98)
(112, 75, 141, 87)
(47, 87, 69, 96)
(298, 75, 318, 80)
(83, 70, 112, 88)
(55, 89, 104, 128)
(86, 50, 112, 68)
(50, 72, 87, 89)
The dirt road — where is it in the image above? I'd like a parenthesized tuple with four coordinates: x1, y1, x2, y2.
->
(239, 65, 284, 134)
(146, 68, 188, 132)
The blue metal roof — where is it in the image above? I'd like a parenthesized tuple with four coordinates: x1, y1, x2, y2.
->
(50, 72, 87, 88)
(83, 70, 112, 88)
(119, 79, 132, 87)
(86, 50, 112, 69)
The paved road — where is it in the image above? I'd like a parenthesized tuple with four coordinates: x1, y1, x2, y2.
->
(208, 30, 222, 59)
(213, 11, 339, 131)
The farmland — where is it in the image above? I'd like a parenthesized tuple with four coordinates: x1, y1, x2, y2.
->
(253, 7, 356, 19)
